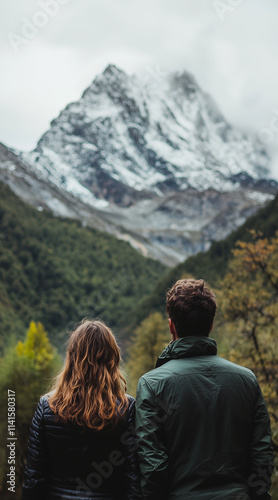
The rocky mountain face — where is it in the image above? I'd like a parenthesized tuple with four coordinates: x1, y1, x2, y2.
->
(1, 65, 277, 265)
(0, 142, 113, 233)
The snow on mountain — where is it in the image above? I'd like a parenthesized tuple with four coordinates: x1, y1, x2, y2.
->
(22, 64, 270, 206)
(0, 142, 112, 231)
(1, 64, 277, 265)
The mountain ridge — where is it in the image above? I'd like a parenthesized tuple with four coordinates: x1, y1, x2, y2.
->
(25, 63, 271, 203)
(1, 64, 277, 265)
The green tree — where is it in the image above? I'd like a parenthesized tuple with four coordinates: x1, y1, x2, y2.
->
(126, 312, 170, 396)
(0, 322, 61, 499)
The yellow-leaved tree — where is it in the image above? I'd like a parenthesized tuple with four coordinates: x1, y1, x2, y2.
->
(0, 321, 61, 499)
(219, 231, 278, 495)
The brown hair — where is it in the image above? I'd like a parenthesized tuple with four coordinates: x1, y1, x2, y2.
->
(48, 320, 128, 430)
(166, 279, 217, 337)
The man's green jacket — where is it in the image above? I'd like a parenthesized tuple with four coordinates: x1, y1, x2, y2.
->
(135, 336, 273, 499)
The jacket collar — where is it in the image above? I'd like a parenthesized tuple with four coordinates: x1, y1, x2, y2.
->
(156, 336, 217, 368)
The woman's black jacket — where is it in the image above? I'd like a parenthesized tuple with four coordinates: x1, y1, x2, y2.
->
(22, 394, 142, 500)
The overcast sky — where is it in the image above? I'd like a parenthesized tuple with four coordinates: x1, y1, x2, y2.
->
(1, 0, 278, 177)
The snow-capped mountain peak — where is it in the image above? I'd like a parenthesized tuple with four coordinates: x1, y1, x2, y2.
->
(5, 64, 274, 265)
(23, 64, 270, 208)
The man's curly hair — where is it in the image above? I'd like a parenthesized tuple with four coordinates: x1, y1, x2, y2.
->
(166, 279, 217, 337)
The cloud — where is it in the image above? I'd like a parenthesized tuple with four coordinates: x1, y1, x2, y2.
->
(0, 0, 277, 176)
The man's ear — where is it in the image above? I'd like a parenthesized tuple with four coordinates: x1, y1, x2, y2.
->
(169, 318, 178, 341)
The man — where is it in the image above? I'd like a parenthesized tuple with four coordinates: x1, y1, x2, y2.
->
(135, 279, 273, 499)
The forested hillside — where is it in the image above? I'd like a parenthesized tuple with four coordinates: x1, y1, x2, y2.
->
(0, 181, 166, 350)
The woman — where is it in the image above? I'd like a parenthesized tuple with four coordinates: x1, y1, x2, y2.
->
(22, 320, 142, 500)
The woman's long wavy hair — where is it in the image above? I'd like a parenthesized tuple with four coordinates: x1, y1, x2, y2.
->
(48, 320, 128, 430)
